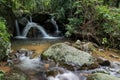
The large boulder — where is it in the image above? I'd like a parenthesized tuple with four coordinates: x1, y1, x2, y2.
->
(42, 43, 96, 67)
(87, 73, 120, 80)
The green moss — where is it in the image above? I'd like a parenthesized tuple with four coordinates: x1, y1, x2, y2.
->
(88, 73, 120, 80)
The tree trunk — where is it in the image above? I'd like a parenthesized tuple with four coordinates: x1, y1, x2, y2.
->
(103, 0, 109, 5)
(116, 0, 120, 8)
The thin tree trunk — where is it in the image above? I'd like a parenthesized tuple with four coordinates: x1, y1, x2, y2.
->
(116, 0, 120, 8)
(103, 0, 109, 5)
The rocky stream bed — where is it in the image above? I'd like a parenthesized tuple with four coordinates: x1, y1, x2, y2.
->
(0, 40, 120, 80)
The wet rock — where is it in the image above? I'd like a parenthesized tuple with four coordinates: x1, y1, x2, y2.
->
(88, 62, 100, 69)
(92, 69, 110, 74)
(4, 69, 28, 80)
(18, 17, 28, 26)
(99, 60, 111, 66)
(98, 48, 104, 52)
(8, 49, 45, 73)
(109, 54, 119, 59)
(32, 12, 51, 25)
(80, 62, 99, 70)
(46, 70, 61, 77)
(110, 61, 120, 69)
(97, 57, 111, 66)
(72, 43, 82, 50)
(82, 42, 97, 52)
(117, 70, 120, 74)
(64, 41, 72, 46)
(87, 73, 120, 80)
(42, 43, 96, 68)
(75, 40, 81, 45)
(97, 57, 105, 64)
(72, 41, 97, 52)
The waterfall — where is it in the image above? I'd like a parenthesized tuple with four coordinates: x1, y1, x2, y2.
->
(50, 17, 61, 34)
(15, 20, 20, 36)
(22, 22, 50, 37)
(15, 16, 63, 39)
(29, 16, 32, 22)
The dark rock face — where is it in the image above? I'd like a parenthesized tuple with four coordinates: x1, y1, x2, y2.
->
(32, 13, 63, 34)
(32, 13, 51, 25)
(99, 60, 111, 66)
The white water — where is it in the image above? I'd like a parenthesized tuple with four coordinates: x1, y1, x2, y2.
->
(10, 49, 120, 80)
(30, 16, 32, 22)
(15, 21, 62, 39)
(48, 72, 79, 80)
(50, 17, 61, 34)
(22, 22, 50, 37)
(15, 16, 63, 39)
(15, 20, 20, 36)
(14, 51, 44, 71)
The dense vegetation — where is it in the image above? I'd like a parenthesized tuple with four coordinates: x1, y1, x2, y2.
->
(0, 0, 120, 60)
(0, 17, 10, 61)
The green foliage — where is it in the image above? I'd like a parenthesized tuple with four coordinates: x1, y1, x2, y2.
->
(0, 18, 10, 42)
(96, 5, 120, 47)
(64, 0, 120, 47)
(65, 0, 97, 37)
(0, 17, 10, 61)
(0, 71, 4, 80)
(12, 0, 52, 13)
(102, 37, 108, 45)
(96, 6, 115, 34)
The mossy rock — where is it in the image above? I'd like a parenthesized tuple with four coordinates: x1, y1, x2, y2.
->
(87, 73, 120, 80)
(4, 69, 28, 80)
(42, 43, 96, 67)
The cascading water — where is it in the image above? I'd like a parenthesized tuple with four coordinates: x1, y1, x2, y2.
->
(15, 20, 20, 36)
(22, 22, 50, 38)
(29, 16, 32, 22)
(15, 16, 63, 39)
(9, 49, 120, 80)
(47, 72, 80, 80)
(50, 17, 61, 34)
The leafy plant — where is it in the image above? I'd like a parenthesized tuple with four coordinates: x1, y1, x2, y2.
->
(0, 71, 4, 80)
(64, 0, 120, 48)
(0, 17, 10, 61)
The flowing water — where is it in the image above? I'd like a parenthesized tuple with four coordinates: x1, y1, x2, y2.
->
(15, 17, 62, 39)
(22, 22, 50, 38)
(12, 53, 120, 80)
(10, 42, 120, 80)
(15, 20, 20, 36)
(30, 16, 32, 22)
(13, 16, 120, 80)
(50, 17, 61, 34)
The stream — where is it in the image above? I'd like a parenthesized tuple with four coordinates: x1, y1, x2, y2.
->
(7, 40, 120, 80)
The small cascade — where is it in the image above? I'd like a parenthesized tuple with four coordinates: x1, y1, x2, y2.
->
(50, 17, 61, 34)
(15, 20, 20, 36)
(29, 16, 32, 22)
(15, 16, 63, 39)
(47, 72, 80, 80)
(9, 48, 120, 80)
(22, 22, 50, 38)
